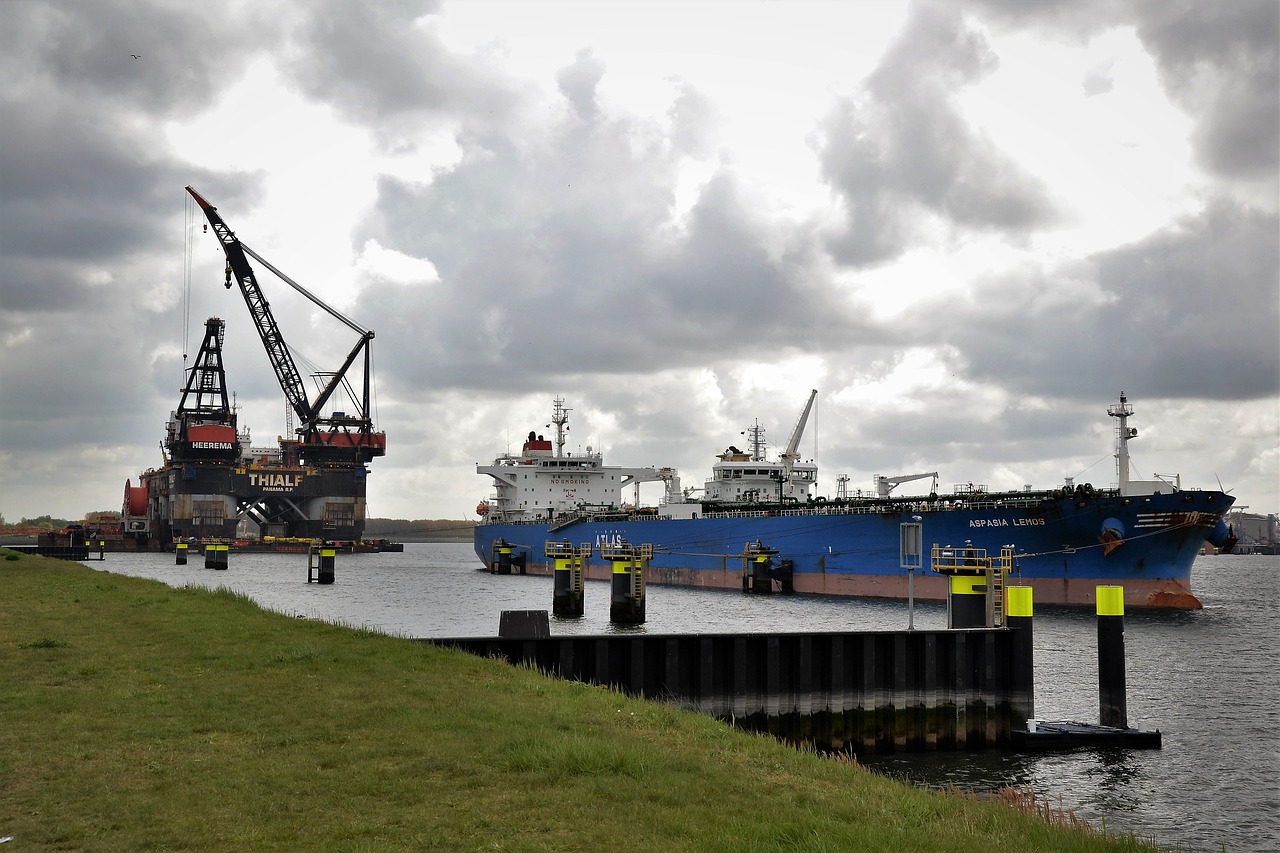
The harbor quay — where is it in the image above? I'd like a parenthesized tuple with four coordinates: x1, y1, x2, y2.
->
(432, 581, 1155, 755)
(431, 626, 1032, 754)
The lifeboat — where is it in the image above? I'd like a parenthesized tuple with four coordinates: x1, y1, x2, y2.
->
(476, 501, 490, 516)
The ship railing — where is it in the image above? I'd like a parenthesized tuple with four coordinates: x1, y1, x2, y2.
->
(548, 512, 594, 533)
(493, 492, 1066, 528)
(702, 496, 1050, 520)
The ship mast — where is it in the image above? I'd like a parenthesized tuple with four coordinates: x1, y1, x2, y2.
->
(1108, 391, 1137, 495)
(551, 397, 570, 458)
(744, 420, 767, 462)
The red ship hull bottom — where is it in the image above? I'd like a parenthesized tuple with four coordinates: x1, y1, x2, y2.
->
(493, 562, 1202, 610)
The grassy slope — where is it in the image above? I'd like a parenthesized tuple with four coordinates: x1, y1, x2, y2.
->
(1, 552, 1154, 852)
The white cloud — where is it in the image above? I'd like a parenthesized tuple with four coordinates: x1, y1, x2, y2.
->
(356, 239, 441, 285)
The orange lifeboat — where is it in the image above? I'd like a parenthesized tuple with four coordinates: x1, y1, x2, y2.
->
(476, 501, 490, 516)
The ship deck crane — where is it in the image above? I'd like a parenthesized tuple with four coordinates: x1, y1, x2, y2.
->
(874, 471, 939, 499)
(185, 186, 385, 466)
(779, 389, 818, 468)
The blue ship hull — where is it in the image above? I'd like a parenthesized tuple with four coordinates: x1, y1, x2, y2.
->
(474, 488, 1236, 609)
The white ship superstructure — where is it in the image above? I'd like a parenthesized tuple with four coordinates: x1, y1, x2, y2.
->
(477, 398, 669, 522)
(702, 389, 819, 505)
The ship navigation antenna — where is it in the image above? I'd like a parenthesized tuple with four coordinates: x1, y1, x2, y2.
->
(742, 420, 767, 462)
(1107, 391, 1137, 496)
(550, 397, 571, 459)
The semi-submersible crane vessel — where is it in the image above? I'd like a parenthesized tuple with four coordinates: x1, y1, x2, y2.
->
(122, 187, 386, 549)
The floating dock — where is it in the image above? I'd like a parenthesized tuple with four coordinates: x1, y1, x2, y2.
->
(1011, 721, 1162, 750)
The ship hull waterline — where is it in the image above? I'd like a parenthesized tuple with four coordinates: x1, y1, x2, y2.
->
(474, 490, 1233, 610)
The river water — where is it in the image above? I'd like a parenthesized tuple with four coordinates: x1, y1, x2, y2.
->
(94, 546, 1278, 852)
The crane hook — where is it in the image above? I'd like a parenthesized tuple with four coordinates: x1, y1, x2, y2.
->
(224, 262, 233, 289)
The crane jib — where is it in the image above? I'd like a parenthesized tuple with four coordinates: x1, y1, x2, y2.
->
(183, 186, 383, 463)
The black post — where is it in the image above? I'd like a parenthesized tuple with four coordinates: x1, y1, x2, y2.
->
(1097, 585, 1127, 729)
(205, 543, 228, 570)
(551, 542, 585, 617)
(175, 542, 188, 565)
(499, 610, 550, 638)
(318, 546, 335, 585)
(748, 553, 772, 593)
(607, 545, 648, 625)
(1006, 585, 1034, 725)
(494, 540, 512, 575)
(948, 574, 986, 628)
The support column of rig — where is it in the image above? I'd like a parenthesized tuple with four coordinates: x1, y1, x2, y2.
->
(931, 543, 1012, 628)
(489, 538, 526, 575)
(547, 540, 589, 617)
(741, 540, 786, 594)
(603, 542, 650, 625)
(308, 542, 336, 584)
(204, 542, 229, 570)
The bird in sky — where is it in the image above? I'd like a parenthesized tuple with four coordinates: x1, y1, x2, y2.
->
(130, 54, 141, 59)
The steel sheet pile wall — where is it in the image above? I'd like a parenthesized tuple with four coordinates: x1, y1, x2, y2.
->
(431, 628, 1026, 753)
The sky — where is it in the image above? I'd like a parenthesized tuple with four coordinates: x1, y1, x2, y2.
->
(1, 0, 1277, 525)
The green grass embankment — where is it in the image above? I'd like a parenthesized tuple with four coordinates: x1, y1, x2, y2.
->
(1, 551, 1156, 852)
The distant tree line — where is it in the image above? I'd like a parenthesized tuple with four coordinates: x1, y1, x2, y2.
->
(0, 511, 122, 532)
(363, 518, 476, 541)
(1, 514, 73, 531)
(1, 513, 475, 542)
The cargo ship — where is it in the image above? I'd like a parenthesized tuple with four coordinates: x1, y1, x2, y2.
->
(474, 394, 1237, 610)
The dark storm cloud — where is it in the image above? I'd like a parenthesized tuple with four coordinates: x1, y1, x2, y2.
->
(356, 57, 859, 395)
(941, 199, 1279, 401)
(967, 0, 1280, 184)
(817, 3, 1061, 266)
(1, 0, 1275, 520)
(1134, 0, 1279, 182)
(0, 0, 278, 513)
(0, 1, 265, 116)
(0, 0, 269, 304)
(364, 163, 838, 395)
(282, 0, 522, 140)
(1, 101, 186, 272)
(822, 397, 1098, 482)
